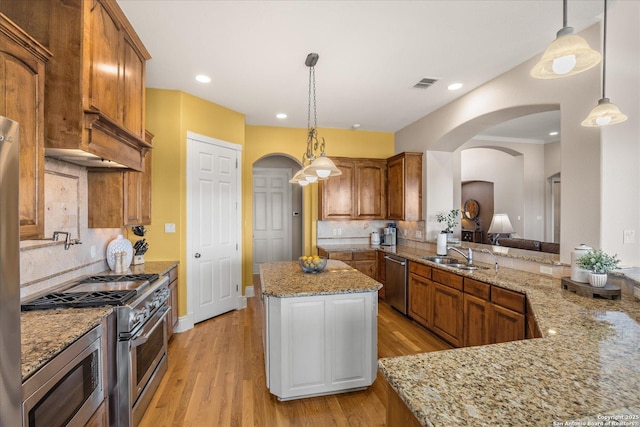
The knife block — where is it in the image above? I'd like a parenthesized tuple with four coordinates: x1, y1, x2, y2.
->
(132, 255, 145, 265)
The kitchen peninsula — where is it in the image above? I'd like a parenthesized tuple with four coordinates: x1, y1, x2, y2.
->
(260, 260, 382, 401)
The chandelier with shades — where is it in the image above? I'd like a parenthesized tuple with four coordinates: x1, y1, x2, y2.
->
(289, 53, 341, 186)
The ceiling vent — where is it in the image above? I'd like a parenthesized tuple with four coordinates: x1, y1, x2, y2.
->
(413, 77, 439, 89)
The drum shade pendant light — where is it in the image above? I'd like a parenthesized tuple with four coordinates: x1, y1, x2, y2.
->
(582, 0, 627, 127)
(530, 0, 601, 79)
(289, 53, 341, 186)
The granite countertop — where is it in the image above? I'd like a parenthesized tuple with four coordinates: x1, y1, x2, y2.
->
(372, 245, 640, 425)
(21, 307, 112, 381)
(260, 260, 382, 297)
(20, 260, 178, 381)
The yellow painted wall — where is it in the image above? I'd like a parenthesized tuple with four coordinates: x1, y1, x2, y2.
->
(142, 89, 394, 317)
(141, 89, 245, 317)
(243, 125, 394, 286)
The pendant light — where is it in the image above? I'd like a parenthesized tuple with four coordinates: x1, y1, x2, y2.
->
(582, 0, 627, 127)
(289, 53, 341, 186)
(530, 0, 601, 79)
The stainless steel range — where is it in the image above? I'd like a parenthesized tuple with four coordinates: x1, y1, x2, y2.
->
(22, 272, 170, 427)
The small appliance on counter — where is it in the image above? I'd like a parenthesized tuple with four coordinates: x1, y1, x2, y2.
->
(370, 231, 381, 246)
(382, 223, 397, 246)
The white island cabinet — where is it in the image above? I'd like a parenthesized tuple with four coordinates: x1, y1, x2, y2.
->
(260, 260, 382, 401)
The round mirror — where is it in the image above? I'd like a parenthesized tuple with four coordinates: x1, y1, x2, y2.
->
(463, 199, 480, 220)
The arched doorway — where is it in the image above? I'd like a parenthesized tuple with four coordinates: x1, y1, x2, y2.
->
(252, 154, 303, 273)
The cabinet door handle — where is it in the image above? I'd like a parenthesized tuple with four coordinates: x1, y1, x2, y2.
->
(194, 253, 201, 258)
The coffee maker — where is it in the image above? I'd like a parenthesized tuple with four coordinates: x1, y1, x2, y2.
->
(381, 223, 397, 246)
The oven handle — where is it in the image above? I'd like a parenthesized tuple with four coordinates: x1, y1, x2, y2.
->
(131, 306, 170, 347)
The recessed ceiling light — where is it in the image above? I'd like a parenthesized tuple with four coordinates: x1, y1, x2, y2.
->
(549, 131, 559, 136)
(448, 82, 463, 91)
(276, 113, 287, 119)
(195, 74, 211, 83)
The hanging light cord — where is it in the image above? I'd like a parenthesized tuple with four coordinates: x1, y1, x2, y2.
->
(562, 0, 567, 28)
(601, 0, 607, 99)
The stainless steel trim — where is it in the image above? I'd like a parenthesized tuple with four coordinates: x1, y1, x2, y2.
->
(131, 354, 167, 426)
(385, 255, 408, 315)
(22, 326, 104, 427)
(384, 255, 406, 266)
(131, 306, 169, 347)
(0, 116, 21, 427)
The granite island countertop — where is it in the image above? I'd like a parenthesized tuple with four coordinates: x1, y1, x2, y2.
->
(260, 260, 382, 297)
(364, 245, 640, 426)
(20, 261, 179, 381)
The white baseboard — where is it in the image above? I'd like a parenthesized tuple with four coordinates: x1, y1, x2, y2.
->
(245, 285, 255, 297)
(174, 314, 194, 333)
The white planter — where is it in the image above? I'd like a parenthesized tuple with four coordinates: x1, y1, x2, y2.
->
(588, 272, 608, 288)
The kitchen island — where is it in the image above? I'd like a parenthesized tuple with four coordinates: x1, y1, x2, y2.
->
(260, 260, 382, 401)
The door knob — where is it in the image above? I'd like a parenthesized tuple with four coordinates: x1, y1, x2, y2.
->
(195, 253, 201, 258)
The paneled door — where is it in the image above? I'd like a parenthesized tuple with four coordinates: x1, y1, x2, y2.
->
(187, 132, 242, 325)
(252, 168, 292, 274)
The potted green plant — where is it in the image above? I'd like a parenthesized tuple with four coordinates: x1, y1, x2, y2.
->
(436, 209, 460, 242)
(576, 249, 620, 287)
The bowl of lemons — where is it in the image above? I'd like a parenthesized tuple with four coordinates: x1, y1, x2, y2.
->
(299, 255, 327, 274)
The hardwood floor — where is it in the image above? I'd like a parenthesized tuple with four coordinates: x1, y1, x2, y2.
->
(139, 277, 451, 427)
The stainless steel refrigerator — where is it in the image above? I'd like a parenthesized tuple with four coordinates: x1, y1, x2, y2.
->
(0, 116, 22, 426)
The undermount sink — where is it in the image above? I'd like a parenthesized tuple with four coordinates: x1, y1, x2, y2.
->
(421, 256, 457, 264)
(421, 256, 487, 271)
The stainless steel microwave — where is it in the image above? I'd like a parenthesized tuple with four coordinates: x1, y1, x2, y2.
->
(22, 325, 106, 427)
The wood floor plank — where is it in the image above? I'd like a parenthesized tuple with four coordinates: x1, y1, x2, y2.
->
(139, 276, 451, 426)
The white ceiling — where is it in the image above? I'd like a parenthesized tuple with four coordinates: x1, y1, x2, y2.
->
(118, 0, 603, 140)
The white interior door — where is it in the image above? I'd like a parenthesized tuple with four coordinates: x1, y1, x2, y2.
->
(253, 168, 292, 274)
(187, 132, 242, 325)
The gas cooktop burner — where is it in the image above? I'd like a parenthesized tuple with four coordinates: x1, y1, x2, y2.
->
(81, 273, 159, 283)
(21, 290, 137, 311)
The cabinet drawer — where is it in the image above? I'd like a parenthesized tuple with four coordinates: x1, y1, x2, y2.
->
(353, 251, 376, 261)
(409, 262, 431, 279)
(431, 269, 463, 291)
(491, 286, 525, 314)
(168, 266, 178, 283)
(329, 252, 353, 261)
(464, 278, 490, 300)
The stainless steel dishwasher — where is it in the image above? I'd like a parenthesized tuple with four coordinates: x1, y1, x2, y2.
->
(385, 254, 408, 314)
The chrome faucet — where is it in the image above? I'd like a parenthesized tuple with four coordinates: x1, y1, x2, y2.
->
(447, 246, 473, 265)
(481, 248, 499, 271)
(52, 231, 82, 250)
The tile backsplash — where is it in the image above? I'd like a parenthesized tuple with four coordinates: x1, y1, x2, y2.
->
(317, 220, 426, 246)
(19, 158, 123, 300)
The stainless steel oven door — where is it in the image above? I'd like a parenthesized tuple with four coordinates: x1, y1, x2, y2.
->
(22, 326, 104, 427)
(129, 305, 169, 412)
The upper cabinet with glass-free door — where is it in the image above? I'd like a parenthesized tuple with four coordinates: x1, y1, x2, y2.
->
(0, 14, 52, 240)
(387, 152, 423, 221)
(318, 157, 387, 220)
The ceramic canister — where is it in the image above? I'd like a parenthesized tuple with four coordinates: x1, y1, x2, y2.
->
(571, 244, 593, 283)
(371, 231, 381, 245)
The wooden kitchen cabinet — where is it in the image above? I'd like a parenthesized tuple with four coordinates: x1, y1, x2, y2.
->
(408, 262, 432, 328)
(353, 251, 376, 279)
(387, 152, 422, 221)
(167, 266, 178, 341)
(376, 250, 386, 299)
(319, 249, 377, 279)
(431, 281, 464, 347)
(490, 286, 525, 343)
(0, 0, 152, 171)
(88, 135, 152, 228)
(318, 157, 387, 220)
(463, 294, 491, 347)
(0, 15, 52, 240)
